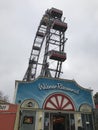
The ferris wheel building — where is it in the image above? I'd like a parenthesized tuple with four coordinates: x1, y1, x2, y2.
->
(14, 8, 95, 130)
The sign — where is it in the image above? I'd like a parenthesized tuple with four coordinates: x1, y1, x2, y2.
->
(38, 83, 80, 94)
(0, 104, 9, 110)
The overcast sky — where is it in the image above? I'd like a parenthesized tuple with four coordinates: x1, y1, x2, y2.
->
(0, 0, 98, 102)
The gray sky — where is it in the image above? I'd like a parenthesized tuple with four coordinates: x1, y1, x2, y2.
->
(0, 0, 98, 102)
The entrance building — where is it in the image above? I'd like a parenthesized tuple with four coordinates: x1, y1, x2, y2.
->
(14, 77, 95, 130)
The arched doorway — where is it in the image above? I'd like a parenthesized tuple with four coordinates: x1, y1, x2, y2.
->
(43, 93, 75, 130)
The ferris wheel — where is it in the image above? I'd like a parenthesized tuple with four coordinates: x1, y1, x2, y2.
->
(23, 8, 68, 81)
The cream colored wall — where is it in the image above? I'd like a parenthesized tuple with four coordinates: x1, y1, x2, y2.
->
(37, 111, 43, 130)
(14, 105, 20, 130)
(75, 113, 82, 129)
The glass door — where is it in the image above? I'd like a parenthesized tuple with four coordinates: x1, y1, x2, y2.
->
(44, 112, 75, 130)
(52, 115, 65, 130)
(81, 114, 93, 130)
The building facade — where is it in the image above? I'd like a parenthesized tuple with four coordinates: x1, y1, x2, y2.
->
(14, 77, 95, 130)
(0, 100, 18, 130)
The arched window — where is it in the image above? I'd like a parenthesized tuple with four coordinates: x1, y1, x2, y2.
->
(43, 93, 75, 111)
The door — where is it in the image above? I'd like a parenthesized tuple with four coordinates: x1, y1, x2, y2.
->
(52, 115, 65, 130)
(19, 110, 36, 130)
(51, 113, 75, 130)
(44, 112, 75, 130)
(81, 114, 93, 130)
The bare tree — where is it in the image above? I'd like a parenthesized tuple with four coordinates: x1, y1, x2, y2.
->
(0, 91, 9, 102)
(94, 92, 98, 105)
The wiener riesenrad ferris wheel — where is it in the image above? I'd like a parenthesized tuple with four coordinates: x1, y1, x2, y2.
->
(23, 8, 68, 81)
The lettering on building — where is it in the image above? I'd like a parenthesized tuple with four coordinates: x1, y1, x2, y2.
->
(0, 105, 9, 110)
(38, 83, 79, 94)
